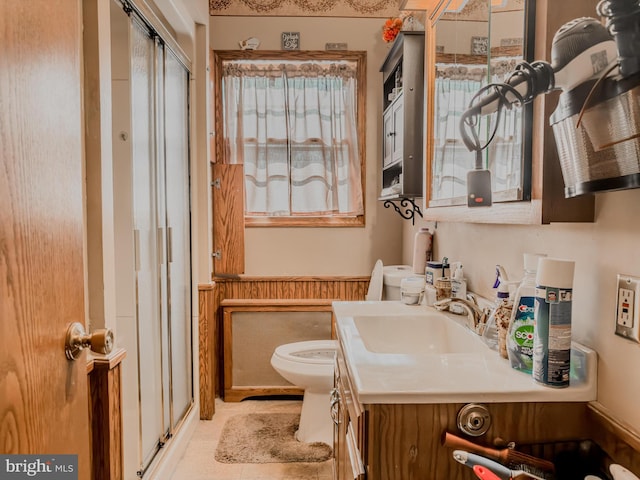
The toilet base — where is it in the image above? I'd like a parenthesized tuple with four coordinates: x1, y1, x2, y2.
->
(295, 388, 333, 447)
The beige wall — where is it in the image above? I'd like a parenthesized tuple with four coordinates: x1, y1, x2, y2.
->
(403, 188, 640, 430)
(210, 11, 640, 433)
(210, 16, 404, 275)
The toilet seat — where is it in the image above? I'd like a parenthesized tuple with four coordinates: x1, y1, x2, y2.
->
(273, 340, 337, 365)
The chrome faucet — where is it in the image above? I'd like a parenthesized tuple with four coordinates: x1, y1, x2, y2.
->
(433, 296, 491, 334)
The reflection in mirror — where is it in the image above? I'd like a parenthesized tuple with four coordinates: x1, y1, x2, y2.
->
(429, 0, 530, 207)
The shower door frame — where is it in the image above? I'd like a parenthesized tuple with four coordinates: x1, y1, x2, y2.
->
(111, 0, 194, 477)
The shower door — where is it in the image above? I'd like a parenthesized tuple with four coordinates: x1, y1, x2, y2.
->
(111, 1, 193, 477)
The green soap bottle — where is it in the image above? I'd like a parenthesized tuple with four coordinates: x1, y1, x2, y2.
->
(506, 253, 546, 373)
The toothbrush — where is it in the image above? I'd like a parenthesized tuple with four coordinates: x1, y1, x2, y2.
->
(453, 450, 549, 480)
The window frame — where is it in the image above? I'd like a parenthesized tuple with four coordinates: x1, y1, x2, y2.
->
(213, 49, 367, 227)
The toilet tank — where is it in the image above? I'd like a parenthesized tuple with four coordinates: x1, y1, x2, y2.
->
(382, 265, 416, 300)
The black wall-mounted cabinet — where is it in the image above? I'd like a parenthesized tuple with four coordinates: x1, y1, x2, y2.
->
(379, 31, 425, 200)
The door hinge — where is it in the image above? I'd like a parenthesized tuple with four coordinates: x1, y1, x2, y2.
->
(212, 250, 222, 260)
(211, 178, 221, 189)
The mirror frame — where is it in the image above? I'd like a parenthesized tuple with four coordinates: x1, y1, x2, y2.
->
(424, 0, 537, 212)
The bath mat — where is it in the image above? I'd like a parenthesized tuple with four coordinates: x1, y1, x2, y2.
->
(214, 413, 332, 464)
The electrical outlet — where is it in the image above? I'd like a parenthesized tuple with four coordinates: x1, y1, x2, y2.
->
(615, 274, 640, 343)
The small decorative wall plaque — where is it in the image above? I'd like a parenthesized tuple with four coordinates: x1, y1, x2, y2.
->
(500, 37, 523, 47)
(325, 42, 348, 51)
(281, 32, 300, 50)
(239, 37, 260, 50)
(471, 36, 488, 55)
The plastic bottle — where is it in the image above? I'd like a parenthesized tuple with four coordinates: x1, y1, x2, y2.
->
(482, 265, 511, 352)
(450, 263, 467, 314)
(506, 253, 547, 373)
(425, 257, 450, 286)
(412, 228, 432, 275)
(400, 276, 426, 305)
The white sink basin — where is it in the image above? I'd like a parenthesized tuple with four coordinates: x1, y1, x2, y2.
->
(353, 313, 485, 355)
(332, 300, 598, 404)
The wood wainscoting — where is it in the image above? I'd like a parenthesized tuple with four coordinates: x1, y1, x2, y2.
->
(588, 402, 640, 474)
(198, 283, 217, 420)
(87, 348, 126, 480)
(198, 275, 369, 418)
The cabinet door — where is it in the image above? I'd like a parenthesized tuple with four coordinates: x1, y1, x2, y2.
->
(382, 107, 395, 167)
(335, 360, 366, 480)
(335, 381, 354, 480)
(391, 97, 404, 165)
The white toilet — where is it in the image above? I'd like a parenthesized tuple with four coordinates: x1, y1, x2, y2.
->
(270, 339, 338, 446)
(270, 261, 407, 445)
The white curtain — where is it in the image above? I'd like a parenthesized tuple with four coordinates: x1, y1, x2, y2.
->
(431, 64, 486, 200)
(431, 59, 523, 200)
(488, 57, 524, 194)
(223, 60, 364, 216)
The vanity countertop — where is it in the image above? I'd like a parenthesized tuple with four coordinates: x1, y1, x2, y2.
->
(333, 300, 597, 405)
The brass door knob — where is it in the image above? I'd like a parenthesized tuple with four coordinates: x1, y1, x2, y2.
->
(457, 403, 491, 437)
(65, 322, 114, 360)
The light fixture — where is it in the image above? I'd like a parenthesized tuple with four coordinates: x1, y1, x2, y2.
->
(491, 0, 508, 7)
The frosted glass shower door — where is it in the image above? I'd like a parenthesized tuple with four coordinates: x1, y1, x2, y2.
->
(130, 18, 169, 470)
(163, 49, 193, 429)
(112, 3, 193, 477)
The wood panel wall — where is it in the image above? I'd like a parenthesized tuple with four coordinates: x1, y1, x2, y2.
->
(215, 275, 371, 301)
(198, 275, 369, 418)
(198, 283, 217, 420)
(588, 402, 640, 474)
(87, 348, 126, 480)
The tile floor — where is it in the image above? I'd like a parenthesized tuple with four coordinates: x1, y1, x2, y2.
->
(170, 398, 333, 480)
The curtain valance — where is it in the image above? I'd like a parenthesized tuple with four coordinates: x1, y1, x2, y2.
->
(223, 60, 358, 79)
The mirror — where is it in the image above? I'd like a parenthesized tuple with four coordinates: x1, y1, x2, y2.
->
(427, 0, 533, 207)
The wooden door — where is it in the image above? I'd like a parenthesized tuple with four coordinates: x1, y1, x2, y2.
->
(0, 0, 91, 476)
(212, 164, 245, 276)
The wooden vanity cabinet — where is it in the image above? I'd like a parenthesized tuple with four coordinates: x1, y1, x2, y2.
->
(333, 346, 366, 480)
(333, 338, 594, 479)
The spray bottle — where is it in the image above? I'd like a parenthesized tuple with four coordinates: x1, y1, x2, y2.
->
(482, 266, 514, 354)
(507, 253, 547, 373)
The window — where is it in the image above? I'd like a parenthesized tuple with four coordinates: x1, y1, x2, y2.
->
(214, 50, 366, 227)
